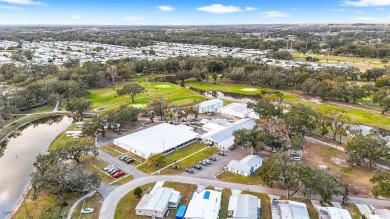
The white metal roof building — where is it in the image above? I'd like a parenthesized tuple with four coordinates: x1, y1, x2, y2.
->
(218, 103, 254, 119)
(135, 187, 182, 218)
(198, 99, 224, 113)
(201, 118, 256, 149)
(184, 190, 221, 219)
(228, 194, 261, 219)
(226, 155, 263, 177)
(356, 204, 390, 219)
(271, 200, 310, 219)
(113, 123, 200, 159)
(318, 207, 352, 219)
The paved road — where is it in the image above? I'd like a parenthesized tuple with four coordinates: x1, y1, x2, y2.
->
(99, 175, 390, 219)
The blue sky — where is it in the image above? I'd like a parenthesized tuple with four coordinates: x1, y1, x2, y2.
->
(0, 0, 390, 25)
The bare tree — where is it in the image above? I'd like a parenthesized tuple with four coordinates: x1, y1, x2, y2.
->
(106, 65, 118, 84)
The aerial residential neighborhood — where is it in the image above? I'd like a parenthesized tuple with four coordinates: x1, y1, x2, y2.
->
(1, 1, 390, 219)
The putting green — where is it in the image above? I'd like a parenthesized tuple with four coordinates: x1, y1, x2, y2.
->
(241, 88, 259, 92)
(154, 84, 172, 88)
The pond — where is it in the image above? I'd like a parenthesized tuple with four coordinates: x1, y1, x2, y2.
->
(0, 116, 72, 219)
(187, 86, 261, 103)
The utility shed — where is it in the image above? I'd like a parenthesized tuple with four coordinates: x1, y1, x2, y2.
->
(198, 99, 224, 113)
(135, 187, 181, 218)
(113, 123, 199, 159)
(271, 200, 310, 219)
(176, 205, 187, 219)
(226, 155, 263, 177)
(184, 190, 221, 219)
(202, 118, 256, 149)
(318, 207, 352, 219)
(228, 194, 261, 219)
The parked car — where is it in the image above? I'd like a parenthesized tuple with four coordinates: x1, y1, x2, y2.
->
(104, 165, 114, 171)
(113, 171, 125, 178)
(185, 168, 194, 173)
(205, 159, 212, 164)
(81, 208, 94, 214)
(119, 155, 128, 161)
(217, 151, 225, 156)
(110, 168, 120, 175)
(209, 156, 217, 161)
(122, 157, 130, 162)
(193, 165, 202, 170)
(125, 158, 134, 164)
(106, 166, 116, 172)
(199, 161, 207, 166)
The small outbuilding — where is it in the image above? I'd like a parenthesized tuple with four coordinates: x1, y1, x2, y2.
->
(226, 155, 263, 176)
(198, 99, 224, 114)
(271, 200, 310, 219)
(228, 194, 261, 219)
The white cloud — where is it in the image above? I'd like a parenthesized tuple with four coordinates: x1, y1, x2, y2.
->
(123, 16, 145, 21)
(157, 5, 175, 12)
(0, 0, 44, 5)
(342, 0, 390, 7)
(245, 7, 257, 11)
(197, 4, 242, 14)
(331, 8, 347, 12)
(355, 16, 382, 20)
(70, 15, 81, 20)
(388, 15, 390, 18)
(0, 4, 23, 10)
(261, 11, 289, 18)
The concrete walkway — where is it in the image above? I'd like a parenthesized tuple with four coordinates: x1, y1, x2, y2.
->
(99, 175, 390, 219)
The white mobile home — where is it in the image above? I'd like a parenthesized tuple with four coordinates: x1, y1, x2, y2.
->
(65, 131, 83, 138)
(184, 190, 221, 219)
(226, 155, 263, 176)
(228, 194, 261, 219)
(198, 99, 224, 114)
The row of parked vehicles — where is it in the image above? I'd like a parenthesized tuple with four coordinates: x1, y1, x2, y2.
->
(104, 165, 125, 178)
(119, 155, 135, 164)
(185, 151, 225, 173)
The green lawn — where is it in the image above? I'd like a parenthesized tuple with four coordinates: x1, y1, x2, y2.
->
(137, 142, 209, 174)
(217, 169, 263, 185)
(86, 79, 205, 111)
(186, 80, 263, 95)
(22, 104, 54, 114)
(343, 204, 362, 219)
(71, 192, 103, 219)
(114, 183, 156, 219)
(163, 182, 198, 219)
(50, 122, 94, 150)
(219, 189, 232, 219)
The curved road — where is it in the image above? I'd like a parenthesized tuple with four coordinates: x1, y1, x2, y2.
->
(99, 175, 390, 219)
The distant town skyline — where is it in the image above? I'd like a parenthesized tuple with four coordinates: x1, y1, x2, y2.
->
(1, 0, 390, 25)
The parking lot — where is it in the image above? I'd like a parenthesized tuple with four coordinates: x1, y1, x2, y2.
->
(181, 147, 250, 179)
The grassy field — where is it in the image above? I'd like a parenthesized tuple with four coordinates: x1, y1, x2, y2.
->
(137, 142, 209, 174)
(217, 170, 263, 185)
(163, 182, 198, 219)
(114, 183, 156, 219)
(22, 104, 54, 114)
(343, 204, 362, 219)
(241, 191, 271, 219)
(292, 52, 386, 71)
(71, 192, 103, 219)
(219, 189, 232, 219)
(186, 80, 263, 95)
(86, 79, 205, 111)
(50, 122, 94, 150)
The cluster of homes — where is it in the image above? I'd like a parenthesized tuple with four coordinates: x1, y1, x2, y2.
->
(0, 40, 352, 72)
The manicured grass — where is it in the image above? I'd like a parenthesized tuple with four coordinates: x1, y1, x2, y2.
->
(81, 156, 113, 183)
(219, 189, 232, 219)
(343, 204, 362, 219)
(86, 79, 205, 111)
(0, 115, 24, 127)
(241, 191, 271, 219)
(100, 145, 122, 158)
(22, 104, 54, 114)
(217, 170, 263, 185)
(186, 80, 263, 95)
(100, 143, 141, 166)
(114, 183, 156, 219)
(137, 142, 207, 174)
(160, 147, 219, 175)
(71, 192, 103, 219)
(111, 175, 134, 186)
(163, 182, 198, 218)
(50, 122, 94, 150)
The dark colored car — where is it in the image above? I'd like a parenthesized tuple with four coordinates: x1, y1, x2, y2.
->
(193, 165, 202, 170)
(185, 168, 194, 173)
(125, 158, 134, 164)
(217, 151, 225, 156)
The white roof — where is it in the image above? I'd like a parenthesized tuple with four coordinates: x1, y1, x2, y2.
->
(176, 124, 194, 131)
(227, 155, 263, 173)
(218, 103, 253, 115)
(136, 187, 175, 212)
(113, 123, 199, 156)
(272, 200, 310, 219)
(318, 207, 352, 219)
(202, 118, 256, 149)
(228, 194, 260, 219)
(356, 204, 390, 219)
(185, 190, 221, 219)
(199, 99, 223, 108)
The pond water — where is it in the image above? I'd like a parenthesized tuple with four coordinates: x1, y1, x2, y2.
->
(0, 116, 72, 219)
(187, 86, 261, 103)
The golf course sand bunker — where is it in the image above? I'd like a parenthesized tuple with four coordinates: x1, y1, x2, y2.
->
(154, 84, 172, 88)
(131, 104, 146, 108)
(241, 88, 258, 92)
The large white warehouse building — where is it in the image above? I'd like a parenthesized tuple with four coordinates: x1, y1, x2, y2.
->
(113, 123, 199, 159)
(198, 99, 224, 114)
